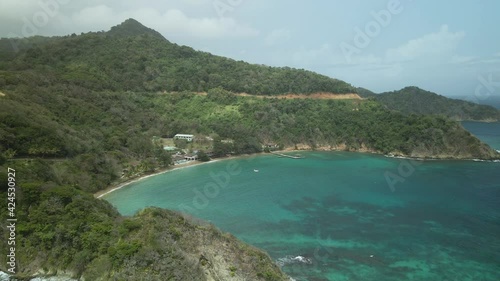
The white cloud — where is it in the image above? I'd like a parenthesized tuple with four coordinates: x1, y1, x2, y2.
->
(72, 5, 116, 27)
(450, 55, 476, 64)
(70, 5, 259, 39)
(474, 58, 500, 65)
(180, 0, 211, 6)
(385, 25, 465, 62)
(346, 54, 382, 65)
(0, 0, 40, 20)
(156, 9, 259, 38)
(264, 28, 291, 46)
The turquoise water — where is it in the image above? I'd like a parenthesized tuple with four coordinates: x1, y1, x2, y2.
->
(104, 124, 500, 281)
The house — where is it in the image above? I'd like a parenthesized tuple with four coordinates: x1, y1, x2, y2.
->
(174, 134, 194, 142)
(264, 143, 279, 149)
(184, 154, 198, 161)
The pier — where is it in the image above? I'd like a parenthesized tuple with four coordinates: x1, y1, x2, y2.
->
(270, 152, 304, 159)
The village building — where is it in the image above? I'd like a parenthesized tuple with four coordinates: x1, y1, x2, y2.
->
(184, 154, 198, 161)
(174, 134, 194, 142)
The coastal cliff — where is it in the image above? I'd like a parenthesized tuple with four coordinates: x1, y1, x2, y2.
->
(0, 185, 288, 281)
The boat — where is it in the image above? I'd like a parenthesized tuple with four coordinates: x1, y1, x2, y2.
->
(254, 169, 259, 172)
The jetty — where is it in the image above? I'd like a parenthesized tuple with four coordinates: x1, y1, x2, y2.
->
(270, 151, 304, 159)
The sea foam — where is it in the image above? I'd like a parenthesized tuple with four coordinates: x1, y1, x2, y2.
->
(276, 255, 313, 267)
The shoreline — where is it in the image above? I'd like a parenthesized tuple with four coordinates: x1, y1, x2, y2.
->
(95, 147, 500, 199)
(94, 153, 262, 198)
(277, 146, 500, 162)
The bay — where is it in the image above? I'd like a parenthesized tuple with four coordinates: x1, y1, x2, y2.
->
(104, 123, 500, 281)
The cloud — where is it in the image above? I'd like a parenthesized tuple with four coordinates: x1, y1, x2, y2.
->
(264, 28, 291, 46)
(70, 5, 259, 39)
(473, 57, 500, 65)
(0, 0, 40, 20)
(284, 25, 469, 83)
(290, 43, 385, 68)
(180, 0, 211, 6)
(72, 5, 116, 27)
(450, 55, 476, 64)
(156, 9, 259, 38)
(385, 25, 465, 62)
(292, 44, 337, 66)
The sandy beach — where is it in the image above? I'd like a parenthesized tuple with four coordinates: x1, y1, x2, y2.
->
(94, 154, 262, 198)
(94, 160, 201, 198)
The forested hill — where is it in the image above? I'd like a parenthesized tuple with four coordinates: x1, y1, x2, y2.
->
(374, 87, 500, 121)
(0, 19, 499, 281)
(0, 18, 355, 95)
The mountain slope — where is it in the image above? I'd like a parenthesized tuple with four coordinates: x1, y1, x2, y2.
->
(0, 19, 355, 95)
(375, 86, 500, 121)
(356, 87, 377, 98)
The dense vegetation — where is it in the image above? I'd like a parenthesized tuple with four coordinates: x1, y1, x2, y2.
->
(355, 87, 377, 98)
(0, 19, 499, 280)
(1, 85, 497, 188)
(0, 19, 355, 95)
(373, 87, 500, 121)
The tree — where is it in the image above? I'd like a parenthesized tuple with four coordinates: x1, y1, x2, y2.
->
(155, 147, 172, 167)
(174, 138, 188, 149)
(197, 150, 210, 162)
(212, 137, 232, 157)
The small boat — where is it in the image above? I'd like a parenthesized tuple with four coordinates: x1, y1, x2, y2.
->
(254, 169, 259, 172)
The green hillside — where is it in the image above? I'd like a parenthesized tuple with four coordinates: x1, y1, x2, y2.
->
(1, 18, 355, 95)
(0, 19, 499, 280)
(375, 86, 500, 121)
(356, 87, 377, 98)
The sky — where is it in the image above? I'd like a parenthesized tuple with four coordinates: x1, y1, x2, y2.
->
(1, 0, 499, 98)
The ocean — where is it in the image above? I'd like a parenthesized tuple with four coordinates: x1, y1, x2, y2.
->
(103, 122, 500, 281)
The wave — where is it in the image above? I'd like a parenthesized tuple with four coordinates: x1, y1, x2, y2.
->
(384, 154, 426, 161)
(472, 159, 500, 163)
(276, 255, 313, 267)
(385, 154, 500, 163)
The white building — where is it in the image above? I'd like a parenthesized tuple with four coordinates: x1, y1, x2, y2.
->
(174, 134, 194, 142)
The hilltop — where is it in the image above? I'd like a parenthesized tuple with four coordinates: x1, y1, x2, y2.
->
(0, 19, 354, 95)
